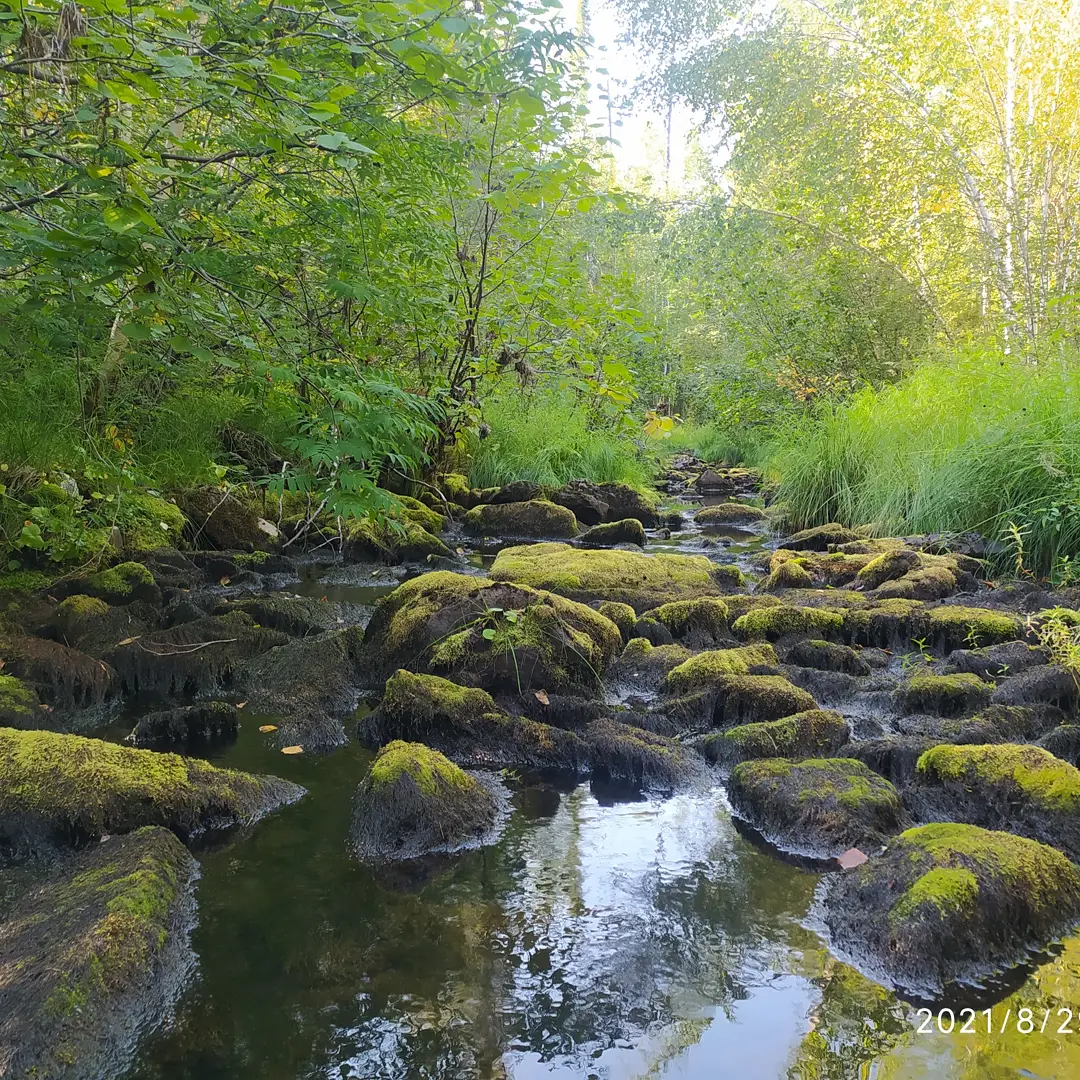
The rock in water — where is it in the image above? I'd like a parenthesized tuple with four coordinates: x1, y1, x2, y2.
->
(0, 827, 198, 1080)
(463, 499, 579, 539)
(131, 701, 239, 748)
(704, 709, 850, 768)
(0, 728, 304, 857)
(695, 503, 766, 526)
(822, 823, 1080, 996)
(727, 757, 906, 858)
(579, 518, 647, 547)
(351, 741, 504, 860)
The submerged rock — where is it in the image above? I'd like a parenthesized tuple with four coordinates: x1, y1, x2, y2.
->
(0, 728, 303, 858)
(579, 518, 647, 547)
(350, 741, 504, 860)
(0, 827, 198, 1080)
(131, 702, 239, 748)
(727, 757, 906, 858)
(823, 823, 1080, 997)
(490, 542, 744, 611)
(363, 571, 620, 694)
(703, 709, 849, 768)
(911, 743, 1080, 860)
(463, 499, 578, 539)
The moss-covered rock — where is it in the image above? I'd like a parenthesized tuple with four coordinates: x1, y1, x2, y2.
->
(549, 481, 607, 526)
(214, 593, 354, 638)
(644, 597, 730, 645)
(844, 736, 940, 790)
(843, 599, 929, 647)
(584, 718, 706, 791)
(438, 472, 472, 505)
(703, 709, 849, 768)
(364, 571, 620, 695)
(728, 757, 906, 858)
(912, 743, 1080, 860)
(896, 672, 993, 716)
(596, 600, 637, 642)
(131, 702, 239, 749)
(663, 643, 778, 693)
(176, 487, 276, 552)
(117, 493, 187, 554)
(0, 673, 39, 726)
(0, 728, 304, 857)
(855, 548, 923, 589)
(610, 638, 693, 693)
(350, 741, 503, 860)
(723, 594, 782, 620)
(822, 823, 1080, 996)
(783, 639, 871, 676)
(784, 523, 862, 551)
(705, 674, 819, 727)
(767, 549, 873, 588)
(895, 704, 1063, 747)
(343, 515, 451, 563)
(761, 559, 815, 591)
(0, 826, 198, 1080)
(990, 664, 1079, 710)
(1, 633, 116, 711)
(105, 611, 289, 698)
(580, 517, 647, 547)
(65, 561, 160, 607)
(398, 495, 446, 535)
(463, 499, 579, 539)
(551, 480, 658, 527)
(695, 503, 766, 526)
(490, 542, 744, 611)
(356, 670, 586, 771)
(926, 605, 1023, 650)
(732, 605, 844, 643)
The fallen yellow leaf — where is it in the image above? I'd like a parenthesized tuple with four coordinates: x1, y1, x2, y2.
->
(281, 745, 303, 755)
(534, 689, 550, 705)
(236, 701, 248, 709)
(219, 576, 231, 586)
(258, 724, 277, 733)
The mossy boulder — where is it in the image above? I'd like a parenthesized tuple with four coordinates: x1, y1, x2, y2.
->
(116, 492, 187, 554)
(784, 523, 862, 551)
(584, 718, 706, 792)
(549, 482, 607, 526)
(579, 518, 647, 547)
(214, 593, 353, 638)
(944, 640, 1048, 681)
(176, 487, 276, 552)
(643, 597, 730, 646)
(463, 500, 578, 539)
(990, 664, 1080, 710)
(63, 561, 160, 607)
(551, 480, 658, 527)
(843, 599, 928, 647)
(728, 757, 906, 858)
(926, 605, 1023, 650)
(724, 594, 782, 620)
(345, 518, 450, 563)
(490, 542, 744, 611)
(822, 823, 1080, 996)
(50, 593, 111, 640)
(596, 600, 637, 642)
(783, 639, 871, 676)
(0, 673, 39, 727)
(357, 670, 586, 771)
(398, 495, 447, 534)
(705, 674, 819, 727)
(610, 638, 693, 693)
(0, 728, 304, 857)
(363, 571, 621, 694)
(732, 605, 844, 643)
(912, 743, 1080, 860)
(703, 709, 849, 768)
(437, 472, 472, 505)
(0, 633, 116, 712)
(761, 559, 814, 591)
(854, 548, 923, 589)
(131, 702, 239, 748)
(350, 741, 504, 860)
(104, 611, 289, 698)
(896, 672, 993, 716)
(695, 503, 766, 526)
(767, 549, 873, 588)
(0, 826, 198, 1080)
(663, 644, 778, 693)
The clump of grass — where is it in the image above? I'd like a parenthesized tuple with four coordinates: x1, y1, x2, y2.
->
(467, 393, 652, 491)
(765, 345, 1080, 576)
(657, 422, 759, 465)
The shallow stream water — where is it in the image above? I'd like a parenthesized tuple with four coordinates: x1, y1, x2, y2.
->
(118, 498, 1080, 1080)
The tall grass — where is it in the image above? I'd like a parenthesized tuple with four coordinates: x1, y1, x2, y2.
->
(766, 347, 1080, 577)
(467, 394, 653, 491)
(658, 422, 760, 466)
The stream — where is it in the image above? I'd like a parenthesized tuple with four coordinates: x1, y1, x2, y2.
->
(115, 497, 1080, 1080)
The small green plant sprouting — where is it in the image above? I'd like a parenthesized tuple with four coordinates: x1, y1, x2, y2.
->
(963, 623, 983, 649)
(1027, 611, 1080, 690)
(1006, 520, 1032, 580)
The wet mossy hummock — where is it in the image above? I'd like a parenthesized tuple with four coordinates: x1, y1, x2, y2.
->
(0, 727, 304, 857)
(728, 757, 906, 858)
(343, 517, 451, 562)
(926, 605, 1023, 650)
(350, 740, 503, 860)
(0, 826, 198, 1080)
(783, 639, 871, 676)
(761, 559, 814, 591)
(823, 823, 1080, 996)
(612, 638, 693, 691)
(584, 718, 706, 791)
(490, 542, 744, 611)
(66, 561, 160, 606)
(708, 674, 818, 727)
(843, 599, 928, 647)
(131, 702, 239, 748)
(896, 672, 993, 716)
(732, 605, 844, 643)
(596, 600, 637, 642)
(784, 523, 862, 550)
(695, 503, 766, 526)
(0, 673, 39, 727)
(663, 643, 778, 693)
(912, 743, 1080, 859)
(703, 709, 849, 767)
(645, 597, 730, 644)
(463, 499, 579, 539)
(1, 632, 117, 711)
(579, 518, 647, 547)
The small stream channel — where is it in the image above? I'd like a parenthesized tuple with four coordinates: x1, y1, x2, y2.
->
(116, 496, 1080, 1080)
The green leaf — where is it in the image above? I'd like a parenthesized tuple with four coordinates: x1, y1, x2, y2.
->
(103, 205, 144, 233)
(482, 627, 497, 640)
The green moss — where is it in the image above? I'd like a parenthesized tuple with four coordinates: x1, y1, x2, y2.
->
(82, 561, 155, 602)
(843, 598, 928, 646)
(891, 866, 979, 922)
(398, 495, 446, 535)
(917, 743, 1080, 812)
(0, 568, 58, 597)
(438, 472, 471, 501)
(648, 597, 730, 640)
(463, 499, 579, 538)
(710, 674, 819, 725)
(380, 669, 496, 721)
(233, 549, 272, 567)
(899, 672, 992, 715)
(926, 605, 1023, 649)
(0, 673, 38, 719)
(56, 593, 110, 619)
(723, 594, 782, 619)
(117, 493, 186, 553)
(769, 549, 873, 586)
(712, 709, 848, 761)
(344, 516, 451, 562)
(368, 740, 475, 795)
(695, 503, 766, 525)
(664, 643, 777, 692)
(732, 605, 844, 642)
(762, 559, 813, 590)
(856, 549, 923, 589)
(597, 600, 637, 640)
(490, 542, 744, 611)
(785, 523, 862, 550)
